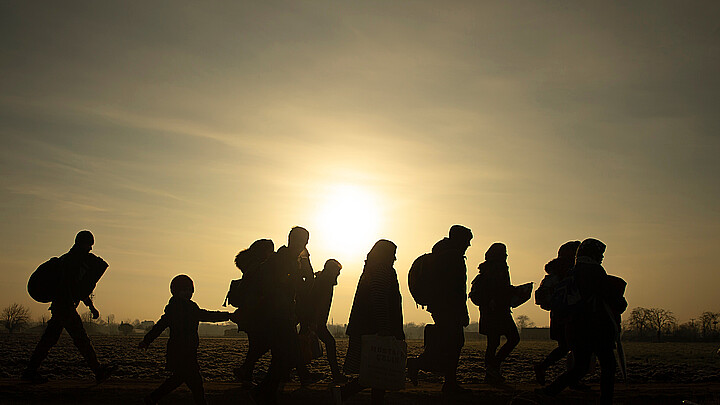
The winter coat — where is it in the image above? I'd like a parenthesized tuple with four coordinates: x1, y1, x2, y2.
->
(476, 259, 514, 335)
(142, 297, 229, 372)
(345, 263, 404, 340)
(426, 238, 470, 326)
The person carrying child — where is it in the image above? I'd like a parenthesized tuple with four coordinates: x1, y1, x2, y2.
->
(139, 274, 235, 405)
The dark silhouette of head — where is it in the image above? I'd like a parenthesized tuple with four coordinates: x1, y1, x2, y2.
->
(288, 226, 309, 253)
(558, 240, 581, 259)
(577, 238, 606, 264)
(235, 239, 275, 271)
(485, 242, 507, 261)
(170, 274, 194, 300)
(250, 239, 274, 258)
(449, 225, 473, 249)
(322, 259, 342, 283)
(366, 239, 397, 267)
(73, 230, 94, 253)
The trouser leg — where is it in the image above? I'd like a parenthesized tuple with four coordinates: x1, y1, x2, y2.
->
(27, 313, 64, 371)
(149, 372, 184, 403)
(597, 348, 616, 405)
(545, 347, 592, 395)
(339, 377, 363, 400)
(317, 325, 340, 377)
(495, 323, 519, 366)
(183, 367, 208, 405)
(63, 308, 100, 372)
(241, 331, 270, 378)
(485, 333, 500, 370)
(258, 321, 294, 393)
(540, 340, 570, 370)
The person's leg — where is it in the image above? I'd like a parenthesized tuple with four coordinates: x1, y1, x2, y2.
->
(596, 348, 616, 405)
(316, 325, 342, 380)
(495, 321, 519, 368)
(484, 332, 500, 372)
(147, 372, 184, 403)
(256, 320, 295, 400)
(543, 347, 592, 396)
(25, 312, 64, 374)
(237, 331, 270, 382)
(184, 367, 208, 405)
(339, 377, 364, 401)
(444, 323, 464, 384)
(535, 338, 569, 385)
(63, 307, 101, 372)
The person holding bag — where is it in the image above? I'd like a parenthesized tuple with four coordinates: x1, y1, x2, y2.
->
(339, 239, 405, 404)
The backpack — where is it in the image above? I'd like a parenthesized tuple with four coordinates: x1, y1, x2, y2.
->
(535, 274, 560, 311)
(468, 271, 488, 307)
(27, 254, 108, 303)
(407, 253, 438, 308)
(550, 273, 583, 319)
(27, 257, 63, 303)
(223, 278, 247, 308)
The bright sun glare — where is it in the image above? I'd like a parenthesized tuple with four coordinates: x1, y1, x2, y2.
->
(313, 184, 382, 261)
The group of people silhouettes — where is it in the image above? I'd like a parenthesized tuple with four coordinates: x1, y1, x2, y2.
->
(22, 227, 626, 405)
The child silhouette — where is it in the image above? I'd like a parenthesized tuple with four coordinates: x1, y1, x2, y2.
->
(139, 274, 234, 405)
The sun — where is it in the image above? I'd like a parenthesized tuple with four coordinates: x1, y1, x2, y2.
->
(312, 184, 382, 261)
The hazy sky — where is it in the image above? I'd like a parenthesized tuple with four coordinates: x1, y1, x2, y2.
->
(2, 1, 718, 327)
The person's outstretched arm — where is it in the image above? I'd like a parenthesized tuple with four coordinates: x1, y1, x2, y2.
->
(197, 308, 231, 323)
(138, 309, 170, 349)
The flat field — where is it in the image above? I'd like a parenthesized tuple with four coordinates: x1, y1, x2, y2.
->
(1, 334, 719, 404)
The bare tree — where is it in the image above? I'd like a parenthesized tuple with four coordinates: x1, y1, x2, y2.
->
(2, 303, 31, 333)
(628, 307, 651, 337)
(515, 314, 535, 329)
(699, 312, 720, 338)
(646, 308, 676, 341)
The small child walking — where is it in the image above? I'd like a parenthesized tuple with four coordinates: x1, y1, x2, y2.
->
(139, 274, 232, 405)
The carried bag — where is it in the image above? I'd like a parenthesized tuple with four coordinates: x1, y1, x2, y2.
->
(359, 334, 407, 391)
(299, 330, 324, 364)
(407, 253, 438, 308)
(510, 282, 533, 308)
(28, 257, 63, 303)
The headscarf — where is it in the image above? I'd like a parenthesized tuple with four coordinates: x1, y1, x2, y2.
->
(364, 239, 397, 272)
(484, 242, 507, 261)
(557, 240, 581, 259)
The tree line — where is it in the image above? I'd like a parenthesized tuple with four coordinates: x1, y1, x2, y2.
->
(4, 302, 719, 342)
(623, 307, 720, 342)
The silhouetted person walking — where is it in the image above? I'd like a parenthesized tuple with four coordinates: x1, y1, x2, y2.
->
(23, 230, 116, 384)
(407, 225, 473, 394)
(533, 240, 582, 386)
(308, 259, 346, 383)
(253, 226, 320, 405)
(231, 239, 275, 387)
(139, 275, 232, 405)
(476, 242, 519, 384)
(540, 238, 626, 405)
(340, 239, 404, 405)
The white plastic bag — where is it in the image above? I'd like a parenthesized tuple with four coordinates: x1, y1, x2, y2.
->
(359, 334, 407, 390)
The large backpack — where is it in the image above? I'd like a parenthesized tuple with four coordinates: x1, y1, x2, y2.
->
(550, 272, 583, 320)
(534, 273, 560, 311)
(468, 271, 488, 307)
(407, 253, 438, 308)
(28, 257, 63, 303)
(27, 254, 108, 303)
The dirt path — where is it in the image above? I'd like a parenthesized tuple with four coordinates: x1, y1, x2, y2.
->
(1, 379, 719, 404)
